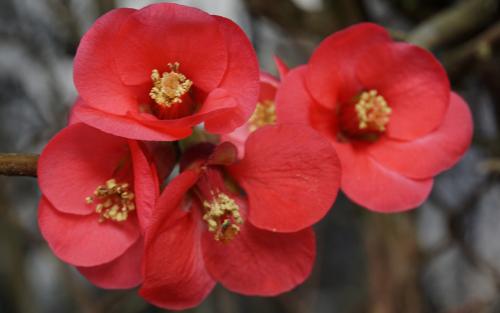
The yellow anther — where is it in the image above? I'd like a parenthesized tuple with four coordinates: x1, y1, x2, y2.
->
(248, 100, 276, 132)
(354, 89, 392, 132)
(203, 192, 243, 243)
(85, 178, 136, 223)
(149, 62, 193, 107)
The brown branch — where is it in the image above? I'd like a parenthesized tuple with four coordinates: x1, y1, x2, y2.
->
(442, 21, 500, 77)
(243, 0, 339, 37)
(0, 153, 39, 177)
(363, 212, 422, 313)
(408, 0, 498, 49)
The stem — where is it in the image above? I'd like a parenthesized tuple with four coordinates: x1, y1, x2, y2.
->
(0, 153, 39, 177)
(442, 21, 500, 77)
(363, 212, 422, 313)
(408, 0, 498, 49)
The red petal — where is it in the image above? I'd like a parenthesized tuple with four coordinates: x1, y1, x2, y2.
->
(77, 239, 143, 289)
(136, 87, 238, 130)
(74, 88, 239, 141)
(147, 169, 200, 235)
(134, 87, 239, 132)
(202, 199, 315, 295)
(114, 3, 227, 92)
(259, 72, 279, 102)
(220, 125, 250, 159)
(220, 70, 280, 158)
(368, 92, 473, 179)
(208, 142, 238, 166)
(229, 125, 341, 232)
(142, 142, 176, 183)
(38, 197, 140, 267)
(307, 23, 391, 109)
(275, 66, 312, 125)
(334, 142, 434, 212)
(259, 71, 279, 101)
(140, 171, 215, 310)
(68, 98, 83, 125)
(72, 104, 192, 141)
(204, 16, 259, 134)
(74, 8, 137, 115)
(38, 123, 130, 215)
(273, 55, 289, 78)
(129, 140, 159, 231)
(356, 42, 450, 140)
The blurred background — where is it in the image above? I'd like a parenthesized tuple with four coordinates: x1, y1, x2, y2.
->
(1, 0, 500, 312)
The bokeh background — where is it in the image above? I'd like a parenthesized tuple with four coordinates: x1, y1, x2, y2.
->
(1, 0, 500, 312)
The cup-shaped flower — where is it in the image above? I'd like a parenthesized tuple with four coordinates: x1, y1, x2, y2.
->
(221, 71, 280, 158)
(72, 3, 259, 141)
(37, 123, 160, 288)
(140, 125, 340, 309)
(221, 57, 289, 157)
(276, 23, 473, 212)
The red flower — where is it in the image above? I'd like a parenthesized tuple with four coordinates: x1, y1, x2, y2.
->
(276, 23, 473, 212)
(72, 3, 259, 141)
(140, 125, 340, 309)
(37, 123, 161, 288)
(221, 71, 280, 157)
(222, 57, 289, 157)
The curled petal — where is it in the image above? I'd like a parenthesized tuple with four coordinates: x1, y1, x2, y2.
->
(204, 16, 259, 134)
(129, 140, 159, 231)
(72, 104, 193, 141)
(140, 171, 214, 310)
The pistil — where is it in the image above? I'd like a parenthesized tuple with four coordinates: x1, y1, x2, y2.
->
(355, 90, 391, 132)
(339, 89, 392, 139)
(203, 191, 243, 243)
(195, 168, 244, 243)
(248, 100, 276, 132)
(149, 62, 195, 119)
(86, 178, 135, 223)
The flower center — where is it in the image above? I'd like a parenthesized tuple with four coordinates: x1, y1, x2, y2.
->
(355, 90, 391, 132)
(202, 191, 243, 243)
(248, 100, 276, 132)
(339, 89, 392, 140)
(85, 178, 135, 223)
(149, 62, 193, 107)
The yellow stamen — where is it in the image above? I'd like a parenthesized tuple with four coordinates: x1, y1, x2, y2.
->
(355, 89, 392, 132)
(85, 178, 135, 223)
(203, 192, 243, 243)
(248, 100, 276, 132)
(149, 62, 193, 107)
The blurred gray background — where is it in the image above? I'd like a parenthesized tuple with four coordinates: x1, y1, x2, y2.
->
(1, 0, 500, 312)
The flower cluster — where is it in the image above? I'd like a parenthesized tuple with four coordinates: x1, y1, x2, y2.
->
(37, 3, 472, 310)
